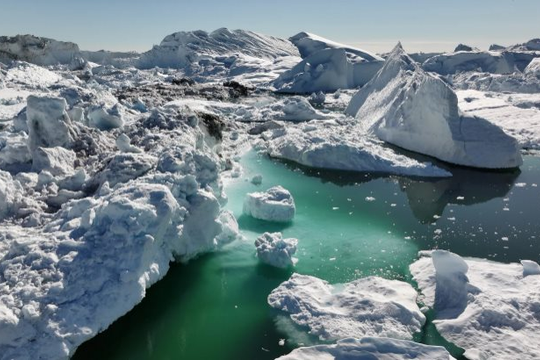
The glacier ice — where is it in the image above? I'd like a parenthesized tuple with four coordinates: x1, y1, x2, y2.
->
(346, 43, 523, 169)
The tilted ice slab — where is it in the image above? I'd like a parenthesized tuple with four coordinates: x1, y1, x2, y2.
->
(243, 186, 295, 222)
(410, 250, 540, 360)
(275, 32, 384, 93)
(457, 89, 540, 149)
(268, 273, 425, 341)
(346, 43, 522, 169)
(255, 232, 298, 268)
(422, 50, 513, 75)
(276, 337, 455, 360)
(265, 121, 451, 177)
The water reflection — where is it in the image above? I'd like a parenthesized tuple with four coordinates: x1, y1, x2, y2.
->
(274, 156, 520, 224)
(399, 167, 519, 223)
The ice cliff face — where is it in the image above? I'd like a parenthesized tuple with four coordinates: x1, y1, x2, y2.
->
(346, 43, 523, 169)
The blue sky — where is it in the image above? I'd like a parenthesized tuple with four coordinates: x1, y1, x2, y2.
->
(1, 0, 539, 53)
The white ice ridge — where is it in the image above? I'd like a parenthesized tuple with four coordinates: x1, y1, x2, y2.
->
(274, 32, 384, 93)
(410, 250, 540, 360)
(255, 232, 298, 268)
(0, 35, 82, 67)
(268, 274, 425, 341)
(276, 337, 456, 360)
(525, 57, 540, 78)
(265, 121, 452, 177)
(137, 28, 299, 69)
(346, 43, 523, 169)
(422, 50, 513, 75)
(243, 186, 296, 222)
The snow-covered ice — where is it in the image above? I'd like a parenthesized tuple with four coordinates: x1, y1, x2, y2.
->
(268, 273, 425, 342)
(422, 50, 513, 75)
(346, 43, 523, 169)
(255, 232, 298, 268)
(265, 120, 451, 177)
(276, 337, 455, 360)
(243, 186, 295, 222)
(410, 250, 540, 360)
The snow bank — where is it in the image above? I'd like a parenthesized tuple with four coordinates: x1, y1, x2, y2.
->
(276, 337, 455, 360)
(255, 232, 298, 268)
(346, 43, 522, 169)
(422, 50, 513, 75)
(243, 186, 295, 222)
(266, 121, 451, 177)
(268, 274, 425, 341)
(275, 33, 384, 93)
(410, 250, 540, 360)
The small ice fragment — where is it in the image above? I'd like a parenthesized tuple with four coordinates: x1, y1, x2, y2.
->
(279, 339, 285, 346)
(251, 174, 263, 185)
(515, 183, 527, 187)
(365, 196, 376, 202)
(456, 196, 465, 200)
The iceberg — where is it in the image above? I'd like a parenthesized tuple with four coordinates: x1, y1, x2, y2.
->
(243, 186, 296, 222)
(0, 35, 82, 66)
(255, 232, 298, 268)
(276, 337, 455, 360)
(422, 50, 513, 75)
(268, 273, 425, 341)
(346, 43, 522, 169)
(274, 32, 384, 93)
(410, 250, 540, 360)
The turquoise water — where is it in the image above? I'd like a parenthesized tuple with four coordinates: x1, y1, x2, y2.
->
(74, 151, 540, 360)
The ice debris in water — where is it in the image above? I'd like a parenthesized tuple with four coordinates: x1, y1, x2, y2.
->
(243, 186, 296, 222)
(255, 232, 298, 268)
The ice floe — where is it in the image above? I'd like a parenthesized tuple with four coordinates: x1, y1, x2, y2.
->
(268, 273, 425, 341)
(276, 337, 455, 360)
(410, 250, 540, 360)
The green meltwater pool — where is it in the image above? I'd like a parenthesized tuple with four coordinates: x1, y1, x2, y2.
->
(74, 151, 540, 360)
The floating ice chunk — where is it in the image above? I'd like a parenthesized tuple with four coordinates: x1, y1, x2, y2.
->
(346, 43, 522, 169)
(255, 232, 298, 268)
(116, 133, 142, 153)
(410, 250, 540, 360)
(276, 337, 455, 360)
(250, 174, 263, 185)
(32, 147, 76, 176)
(243, 186, 295, 222)
(521, 260, 540, 277)
(268, 274, 425, 341)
